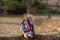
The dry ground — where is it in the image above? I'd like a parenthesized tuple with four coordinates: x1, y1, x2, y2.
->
(0, 15, 60, 40)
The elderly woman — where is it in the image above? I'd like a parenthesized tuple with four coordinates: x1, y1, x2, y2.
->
(20, 20, 30, 39)
(20, 15, 35, 40)
(27, 15, 35, 36)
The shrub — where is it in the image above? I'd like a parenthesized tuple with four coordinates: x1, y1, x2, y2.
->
(47, 9, 60, 15)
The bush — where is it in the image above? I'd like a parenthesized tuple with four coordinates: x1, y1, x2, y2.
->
(32, 0, 47, 15)
(33, 0, 47, 9)
(7, 4, 27, 15)
(38, 2, 47, 10)
(7, 0, 27, 15)
(47, 9, 60, 15)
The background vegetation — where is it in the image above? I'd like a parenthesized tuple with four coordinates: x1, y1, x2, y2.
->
(0, 0, 27, 16)
(0, 0, 60, 16)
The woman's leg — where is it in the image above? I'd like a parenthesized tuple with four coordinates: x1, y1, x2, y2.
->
(24, 32, 28, 39)
(28, 31, 33, 37)
(28, 31, 33, 40)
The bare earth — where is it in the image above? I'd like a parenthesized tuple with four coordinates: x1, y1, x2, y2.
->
(0, 15, 60, 40)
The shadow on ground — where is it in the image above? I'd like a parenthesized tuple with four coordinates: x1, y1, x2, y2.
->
(0, 34, 60, 40)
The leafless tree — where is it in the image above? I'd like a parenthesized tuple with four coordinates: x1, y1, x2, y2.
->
(27, 0, 34, 14)
(56, 0, 60, 10)
(46, 0, 48, 6)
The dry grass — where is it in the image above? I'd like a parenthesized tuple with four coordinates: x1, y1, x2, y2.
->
(0, 15, 60, 36)
(0, 15, 60, 40)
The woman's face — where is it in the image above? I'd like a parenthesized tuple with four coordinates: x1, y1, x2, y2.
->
(26, 18, 29, 21)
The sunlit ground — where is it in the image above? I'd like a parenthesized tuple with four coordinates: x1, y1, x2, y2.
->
(0, 15, 60, 40)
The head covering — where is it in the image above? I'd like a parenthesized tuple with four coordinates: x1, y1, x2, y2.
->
(27, 15, 34, 26)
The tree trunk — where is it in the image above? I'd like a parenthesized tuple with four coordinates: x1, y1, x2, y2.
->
(56, 0, 59, 10)
(4, 5, 8, 15)
(27, 0, 34, 14)
(27, 0, 30, 14)
(46, 0, 48, 6)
